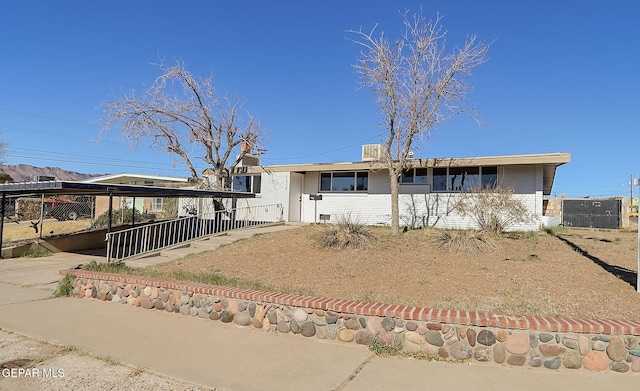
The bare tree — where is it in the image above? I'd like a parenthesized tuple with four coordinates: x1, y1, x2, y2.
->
(102, 61, 263, 190)
(349, 11, 490, 235)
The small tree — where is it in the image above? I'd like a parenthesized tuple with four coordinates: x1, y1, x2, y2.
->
(102, 61, 263, 190)
(455, 187, 534, 235)
(350, 11, 490, 235)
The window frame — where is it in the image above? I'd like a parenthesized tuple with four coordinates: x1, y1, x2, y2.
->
(319, 171, 369, 193)
(151, 197, 164, 211)
(401, 167, 428, 185)
(231, 174, 262, 194)
(432, 166, 498, 192)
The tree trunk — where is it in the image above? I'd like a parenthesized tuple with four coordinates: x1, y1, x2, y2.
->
(389, 168, 400, 235)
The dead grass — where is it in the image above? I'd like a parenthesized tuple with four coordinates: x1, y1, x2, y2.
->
(146, 225, 640, 320)
(431, 229, 498, 253)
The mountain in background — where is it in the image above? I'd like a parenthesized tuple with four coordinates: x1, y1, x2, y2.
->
(0, 164, 103, 183)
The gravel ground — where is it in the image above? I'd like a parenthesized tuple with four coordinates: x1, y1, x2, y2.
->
(150, 225, 640, 320)
(0, 329, 212, 391)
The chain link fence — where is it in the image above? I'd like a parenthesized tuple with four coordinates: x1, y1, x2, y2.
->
(1, 195, 182, 246)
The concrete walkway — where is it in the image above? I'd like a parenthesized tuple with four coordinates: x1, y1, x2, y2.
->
(0, 224, 638, 390)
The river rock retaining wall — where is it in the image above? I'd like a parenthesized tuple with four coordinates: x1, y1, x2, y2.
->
(61, 270, 640, 374)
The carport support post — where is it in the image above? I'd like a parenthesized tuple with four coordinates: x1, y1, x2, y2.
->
(0, 193, 5, 259)
(231, 196, 237, 229)
(39, 194, 45, 239)
(107, 192, 113, 234)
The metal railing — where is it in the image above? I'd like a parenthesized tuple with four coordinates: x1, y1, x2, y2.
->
(106, 204, 283, 262)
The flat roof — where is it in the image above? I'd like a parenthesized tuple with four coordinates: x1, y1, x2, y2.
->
(0, 181, 254, 199)
(83, 173, 189, 184)
(240, 152, 571, 173)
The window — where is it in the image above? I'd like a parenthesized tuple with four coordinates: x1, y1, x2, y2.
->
(481, 166, 498, 189)
(232, 175, 261, 193)
(401, 168, 428, 184)
(449, 167, 479, 191)
(432, 168, 448, 191)
(320, 172, 368, 192)
(151, 197, 164, 211)
(432, 166, 497, 192)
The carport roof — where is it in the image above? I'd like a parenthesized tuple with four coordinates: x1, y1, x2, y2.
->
(0, 181, 255, 199)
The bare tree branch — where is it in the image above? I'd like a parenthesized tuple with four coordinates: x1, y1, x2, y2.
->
(101, 61, 264, 190)
(349, 10, 490, 234)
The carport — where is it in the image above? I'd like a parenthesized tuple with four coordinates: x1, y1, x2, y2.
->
(0, 181, 255, 258)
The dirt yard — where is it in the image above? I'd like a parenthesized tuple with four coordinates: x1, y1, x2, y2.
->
(2, 219, 93, 243)
(151, 225, 640, 321)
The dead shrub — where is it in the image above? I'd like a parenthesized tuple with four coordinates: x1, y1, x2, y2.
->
(315, 215, 375, 250)
(455, 187, 534, 235)
(431, 229, 497, 253)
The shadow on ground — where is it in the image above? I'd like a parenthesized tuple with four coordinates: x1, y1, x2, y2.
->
(554, 234, 637, 290)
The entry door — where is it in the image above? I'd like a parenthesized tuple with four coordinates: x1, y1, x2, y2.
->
(289, 173, 304, 222)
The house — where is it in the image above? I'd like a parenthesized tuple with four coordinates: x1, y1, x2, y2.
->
(83, 173, 189, 219)
(226, 147, 571, 231)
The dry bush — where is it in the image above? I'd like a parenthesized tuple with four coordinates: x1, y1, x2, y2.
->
(455, 187, 534, 235)
(431, 229, 497, 253)
(315, 215, 375, 250)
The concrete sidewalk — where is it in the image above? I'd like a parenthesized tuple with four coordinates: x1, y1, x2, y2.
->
(0, 224, 638, 390)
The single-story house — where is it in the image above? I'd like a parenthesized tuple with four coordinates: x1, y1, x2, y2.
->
(83, 173, 189, 218)
(224, 147, 570, 231)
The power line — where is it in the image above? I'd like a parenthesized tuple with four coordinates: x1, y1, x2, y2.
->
(0, 107, 96, 128)
(2, 154, 192, 174)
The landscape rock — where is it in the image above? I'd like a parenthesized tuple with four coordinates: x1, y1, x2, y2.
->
(493, 343, 506, 364)
(293, 308, 308, 324)
(405, 321, 418, 332)
(277, 321, 290, 333)
(300, 321, 316, 337)
(449, 341, 472, 361)
(607, 336, 627, 362)
(544, 357, 562, 370)
(505, 332, 529, 355)
(631, 358, 640, 372)
(316, 325, 328, 339)
(425, 330, 444, 347)
(355, 331, 372, 345)
(562, 338, 579, 351)
(473, 347, 492, 362)
(234, 311, 252, 326)
(290, 319, 300, 334)
(506, 355, 526, 366)
(496, 329, 508, 342)
(405, 332, 425, 345)
(610, 362, 629, 373)
(326, 324, 338, 340)
(220, 309, 234, 323)
(578, 336, 591, 355)
(366, 317, 382, 335)
(477, 330, 496, 346)
(583, 351, 609, 371)
(539, 344, 566, 357)
(539, 333, 554, 343)
(344, 317, 361, 330)
(563, 352, 582, 369)
(381, 317, 395, 331)
(467, 329, 477, 347)
(338, 328, 354, 342)
(309, 314, 327, 326)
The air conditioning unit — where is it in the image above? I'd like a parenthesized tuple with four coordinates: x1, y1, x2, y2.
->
(362, 144, 383, 161)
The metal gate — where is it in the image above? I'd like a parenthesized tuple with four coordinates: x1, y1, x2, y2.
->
(562, 199, 621, 229)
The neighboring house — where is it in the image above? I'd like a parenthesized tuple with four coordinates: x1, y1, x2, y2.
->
(225, 147, 570, 231)
(83, 173, 189, 218)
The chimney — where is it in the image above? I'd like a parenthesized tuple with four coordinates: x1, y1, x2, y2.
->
(241, 142, 250, 154)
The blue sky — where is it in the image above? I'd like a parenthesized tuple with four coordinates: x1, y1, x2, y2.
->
(0, 1, 637, 198)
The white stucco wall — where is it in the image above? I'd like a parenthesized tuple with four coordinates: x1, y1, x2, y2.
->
(188, 164, 545, 231)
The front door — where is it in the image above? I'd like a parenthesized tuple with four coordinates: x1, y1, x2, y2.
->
(289, 173, 303, 222)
